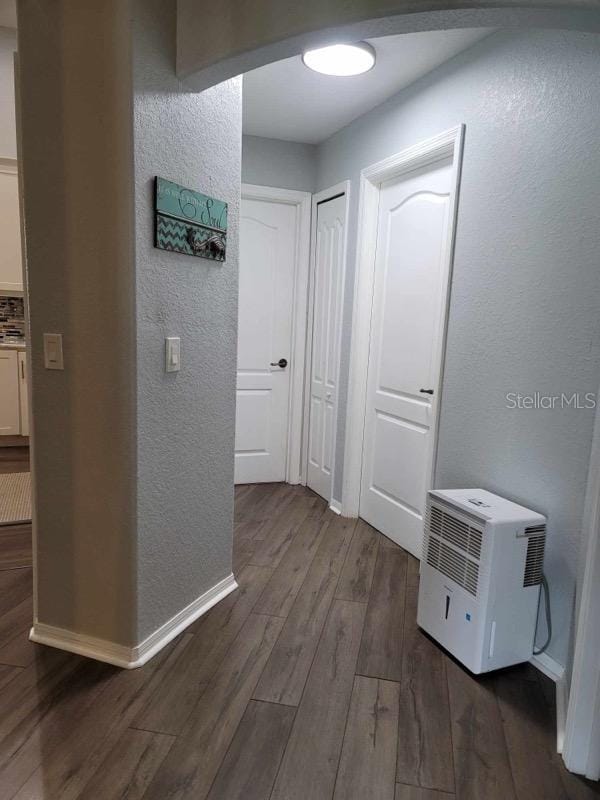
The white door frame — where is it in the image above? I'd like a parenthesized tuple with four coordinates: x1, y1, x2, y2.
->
(240, 183, 311, 484)
(340, 126, 465, 518)
(563, 392, 600, 778)
(301, 181, 350, 510)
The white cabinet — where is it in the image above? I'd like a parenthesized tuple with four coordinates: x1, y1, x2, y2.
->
(18, 351, 29, 436)
(0, 348, 28, 436)
(0, 349, 20, 434)
(0, 162, 24, 293)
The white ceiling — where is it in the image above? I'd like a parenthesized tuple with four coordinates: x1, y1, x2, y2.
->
(0, 0, 16, 29)
(243, 28, 493, 144)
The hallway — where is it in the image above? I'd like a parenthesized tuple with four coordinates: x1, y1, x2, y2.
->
(0, 478, 597, 799)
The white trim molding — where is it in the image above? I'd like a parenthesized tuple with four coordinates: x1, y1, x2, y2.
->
(302, 181, 351, 503)
(531, 651, 567, 754)
(556, 677, 569, 755)
(341, 126, 465, 518)
(531, 651, 565, 683)
(240, 184, 312, 485)
(563, 381, 600, 778)
(329, 499, 342, 515)
(30, 573, 238, 669)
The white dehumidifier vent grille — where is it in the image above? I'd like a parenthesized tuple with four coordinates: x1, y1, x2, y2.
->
(429, 505, 483, 559)
(523, 526, 546, 587)
(425, 505, 483, 596)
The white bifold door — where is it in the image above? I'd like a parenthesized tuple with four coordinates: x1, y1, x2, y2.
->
(306, 193, 346, 501)
(359, 158, 453, 558)
(235, 195, 298, 484)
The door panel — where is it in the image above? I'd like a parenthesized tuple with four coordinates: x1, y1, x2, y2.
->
(360, 159, 452, 557)
(0, 350, 20, 435)
(306, 194, 346, 501)
(235, 197, 297, 483)
(370, 411, 428, 514)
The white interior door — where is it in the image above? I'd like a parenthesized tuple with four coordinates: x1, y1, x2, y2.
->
(306, 193, 346, 501)
(359, 158, 453, 557)
(235, 196, 297, 484)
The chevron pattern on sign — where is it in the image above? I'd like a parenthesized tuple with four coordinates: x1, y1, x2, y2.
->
(155, 214, 227, 261)
(155, 215, 192, 255)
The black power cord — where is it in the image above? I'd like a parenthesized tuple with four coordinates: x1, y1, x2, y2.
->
(533, 573, 552, 655)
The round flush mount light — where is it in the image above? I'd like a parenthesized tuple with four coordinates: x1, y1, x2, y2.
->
(302, 42, 376, 77)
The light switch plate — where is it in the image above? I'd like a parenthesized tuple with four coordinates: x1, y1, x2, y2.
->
(165, 336, 181, 373)
(43, 333, 64, 370)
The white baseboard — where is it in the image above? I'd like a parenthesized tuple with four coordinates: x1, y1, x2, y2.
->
(530, 651, 567, 754)
(30, 573, 238, 669)
(30, 623, 135, 668)
(329, 499, 342, 515)
(531, 651, 565, 682)
(555, 676, 568, 754)
(132, 573, 238, 667)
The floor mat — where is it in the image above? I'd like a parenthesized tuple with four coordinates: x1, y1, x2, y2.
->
(0, 471, 31, 525)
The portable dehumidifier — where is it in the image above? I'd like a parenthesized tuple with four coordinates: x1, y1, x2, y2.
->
(417, 488, 546, 674)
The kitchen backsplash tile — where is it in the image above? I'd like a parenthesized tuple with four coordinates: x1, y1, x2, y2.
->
(0, 296, 26, 341)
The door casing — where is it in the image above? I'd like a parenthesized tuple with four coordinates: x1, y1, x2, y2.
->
(240, 183, 311, 484)
(563, 386, 600, 777)
(341, 126, 465, 521)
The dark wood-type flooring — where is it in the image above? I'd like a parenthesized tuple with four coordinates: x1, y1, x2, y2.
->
(0, 453, 598, 799)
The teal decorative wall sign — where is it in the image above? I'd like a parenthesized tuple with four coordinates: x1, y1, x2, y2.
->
(154, 176, 227, 261)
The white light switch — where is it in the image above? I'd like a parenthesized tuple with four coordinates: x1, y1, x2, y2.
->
(43, 333, 64, 370)
(165, 337, 181, 373)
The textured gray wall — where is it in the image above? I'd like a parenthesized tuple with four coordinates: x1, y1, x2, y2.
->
(133, 0, 241, 642)
(18, 0, 137, 645)
(317, 28, 600, 668)
(242, 135, 317, 193)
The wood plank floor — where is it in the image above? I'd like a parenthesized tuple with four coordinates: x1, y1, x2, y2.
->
(0, 447, 31, 574)
(0, 472, 599, 799)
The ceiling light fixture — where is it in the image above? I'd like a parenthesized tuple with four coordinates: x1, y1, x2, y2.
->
(302, 42, 376, 77)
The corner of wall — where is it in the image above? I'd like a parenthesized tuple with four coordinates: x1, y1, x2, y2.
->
(19, 0, 138, 648)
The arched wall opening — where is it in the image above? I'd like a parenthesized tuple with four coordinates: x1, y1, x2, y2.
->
(177, 1, 600, 87)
